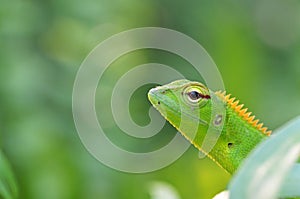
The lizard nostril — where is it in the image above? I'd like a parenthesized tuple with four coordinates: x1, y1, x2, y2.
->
(228, 143, 234, 148)
(158, 101, 160, 105)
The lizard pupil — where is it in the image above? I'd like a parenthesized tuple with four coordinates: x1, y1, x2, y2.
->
(188, 91, 201, 101)
(183, 86, 210, 106)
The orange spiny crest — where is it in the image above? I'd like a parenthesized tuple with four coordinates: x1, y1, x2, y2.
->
(247, 116, 255, 123)
(231, 100, 239, 108)
(243, 112, 252, 119)
(235, 104, 244, 111)
(251, 119, 259, 126)
(228, 97, 235, 104)
(265, 130, 272, 136)
(225, 94, 231, 100)
(256, 123, 263, 129)
(215, 90, 272, 136)
(239, 108, 248, 116)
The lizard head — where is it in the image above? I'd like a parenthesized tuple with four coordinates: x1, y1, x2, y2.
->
(148, 79, 220, 144)
(148, 79, 270, 174)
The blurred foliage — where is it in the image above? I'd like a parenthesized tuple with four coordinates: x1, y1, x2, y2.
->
(0, 151, 18, 199)
(0, 0, 300, 199)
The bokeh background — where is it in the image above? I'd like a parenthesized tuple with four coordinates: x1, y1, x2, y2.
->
(1, 0, 300, 198)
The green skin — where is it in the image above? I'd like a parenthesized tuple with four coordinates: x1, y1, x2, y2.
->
(148, 79, 268, 174)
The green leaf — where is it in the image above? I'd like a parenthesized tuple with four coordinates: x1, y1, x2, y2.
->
(280, 163, 300, 197)
(0, 151, 18, 199)
(229, 116, 300, 199)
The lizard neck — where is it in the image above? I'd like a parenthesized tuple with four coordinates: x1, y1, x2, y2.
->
(209, 105, 269, 174)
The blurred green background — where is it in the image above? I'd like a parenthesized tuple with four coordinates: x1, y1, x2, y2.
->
(1, 0, 300, 198)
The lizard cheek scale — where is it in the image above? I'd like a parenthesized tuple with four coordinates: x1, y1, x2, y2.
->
(214, 114, 223, 126)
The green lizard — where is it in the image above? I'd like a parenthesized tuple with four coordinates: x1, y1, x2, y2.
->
(148, 79, 272, 174)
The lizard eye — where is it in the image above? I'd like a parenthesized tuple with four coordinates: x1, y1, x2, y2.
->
(187, 90, 202, 103)
(183, 86, 210, 106)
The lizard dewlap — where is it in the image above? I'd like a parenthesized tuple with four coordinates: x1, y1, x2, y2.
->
(148, 79, 271, 174)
